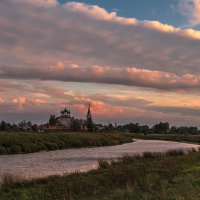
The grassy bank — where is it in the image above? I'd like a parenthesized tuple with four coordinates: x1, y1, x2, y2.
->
(1, 149, 200, 200)
(0, 132, 133, 155)
(131, 133, 200, 144)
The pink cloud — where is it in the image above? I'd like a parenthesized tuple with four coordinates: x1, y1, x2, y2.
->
(1, 65, 200, 91)
(1, 1, 200, 126)
(0, 97, 5, 103)
(12, 97, 45, 105)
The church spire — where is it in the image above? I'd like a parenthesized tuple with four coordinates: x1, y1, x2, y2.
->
(87, 104, 91, 118)
(86, 103, 93, 131)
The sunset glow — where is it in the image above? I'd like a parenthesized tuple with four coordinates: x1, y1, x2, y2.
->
(1, 0, 200, 126)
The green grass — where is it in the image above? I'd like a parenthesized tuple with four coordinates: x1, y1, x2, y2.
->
(0, 132, 133, 155)
(1, 149, 200, 200)
(130, 133, 200, 144)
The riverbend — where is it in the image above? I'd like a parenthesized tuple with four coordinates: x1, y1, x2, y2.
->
(0, 139, 199, 184)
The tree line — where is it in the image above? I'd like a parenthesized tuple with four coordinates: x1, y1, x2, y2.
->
(118, 122, 200, 134)
(0, 120, 38, 132)
(0, 120, 200, 134)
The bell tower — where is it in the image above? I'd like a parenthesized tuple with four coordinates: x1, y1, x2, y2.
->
(86, 104, 93, 131)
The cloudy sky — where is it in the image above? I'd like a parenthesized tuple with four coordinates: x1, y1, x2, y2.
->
(1, 0, 200, 126)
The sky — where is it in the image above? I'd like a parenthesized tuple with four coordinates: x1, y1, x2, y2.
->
(59, 0, 183, 27)
(1, 0, 200, 126)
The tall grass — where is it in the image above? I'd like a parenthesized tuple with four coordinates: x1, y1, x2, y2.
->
(1, 148, 200, 200)
(1, 173, 24, 188)
(0, 132, 133, 155)
(131, 133, 200, 144)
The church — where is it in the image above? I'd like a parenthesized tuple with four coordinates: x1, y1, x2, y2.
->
(44, 104, 93, 132)
(56, 108, 73, 129)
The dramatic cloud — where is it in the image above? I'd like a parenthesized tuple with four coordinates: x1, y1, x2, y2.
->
(1, 65, 200, 91)
(0, 79, 199, 126)
(1, 0, 200, 125)
(0, 0, 200, 91)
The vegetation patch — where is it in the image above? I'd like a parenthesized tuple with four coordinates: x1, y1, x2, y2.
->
(1, 149, 200, 200)
(130, 133, 200, 144)
(0, 132, 133, 155)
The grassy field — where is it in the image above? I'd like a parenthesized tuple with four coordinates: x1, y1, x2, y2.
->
(0, 132, 133, 155)
(0, 149, 200, 200)
(131, 133, 200, 144)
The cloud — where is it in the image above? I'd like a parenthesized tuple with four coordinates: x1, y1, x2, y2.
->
(12, 97, 45, 105)
(1, 0, 200, 125)
(178, 0, 200, 27)
(149, 105, 200, 117)
(1, 65, 200, 91)
(13, 0, 58, 7)
(0, 0, 200, 92)
(1, 79, 200, 126)
(0, 97, 5, 103)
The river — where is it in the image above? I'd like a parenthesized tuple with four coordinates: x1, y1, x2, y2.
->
(0, 139, 199, 184)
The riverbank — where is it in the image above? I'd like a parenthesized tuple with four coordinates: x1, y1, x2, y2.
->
(131, 133, 200, 144)
(0, 132, 133, 155)
(1, 149, 200, 200)
(1, 139, 197, 182)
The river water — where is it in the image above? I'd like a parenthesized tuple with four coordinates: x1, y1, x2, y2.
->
(0, 140, 199, 183)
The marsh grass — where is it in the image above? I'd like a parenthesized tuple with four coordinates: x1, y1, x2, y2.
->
(1, 173, 24, 188)
(0, 132, 133, 155)
(1, 149, 199, 200)
(131, 133, 200, 144)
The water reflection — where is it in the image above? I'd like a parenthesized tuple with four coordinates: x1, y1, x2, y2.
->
(0, 140, 199, 183)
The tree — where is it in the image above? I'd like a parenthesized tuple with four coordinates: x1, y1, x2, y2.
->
(49, 115, 57, 126)
(122, 123, 142, 133)
(27, 121, 32, 127)
(170, 126, 177, 133)
(18, 120, 27, 129)
(129, 123, 140, 133)
(71, 119, 81, 131)
(175, 126, 199, 134)
(153, 122, 169, 134)
(140, 125, 150, 134)
(0, 121, 6, 131)
(31, 124, 38, 131)
(188, 127, 198, 134)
